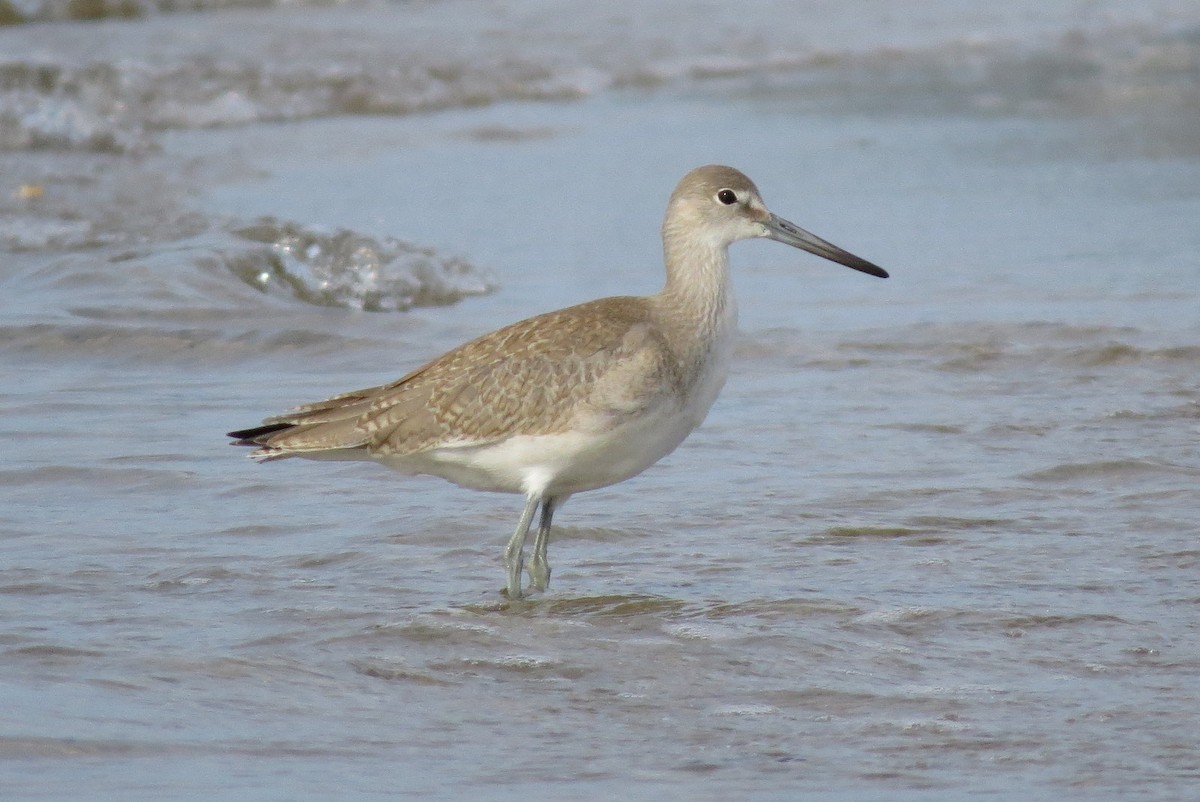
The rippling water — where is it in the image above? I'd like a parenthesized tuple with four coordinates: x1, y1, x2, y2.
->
(3, 1, 1200, 799)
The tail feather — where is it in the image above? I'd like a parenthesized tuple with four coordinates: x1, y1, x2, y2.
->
(227, 423, 293, 444)
(227, 378, 412, 461)
(227, 414, 372, 461)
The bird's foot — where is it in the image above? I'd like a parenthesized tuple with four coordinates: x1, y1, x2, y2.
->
(527, 558, 551, 594)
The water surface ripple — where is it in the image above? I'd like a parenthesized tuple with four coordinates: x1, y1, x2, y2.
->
(2, 2, 1199, 800)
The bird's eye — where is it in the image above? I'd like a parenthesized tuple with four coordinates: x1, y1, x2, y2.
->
(716, 189, 738, 205)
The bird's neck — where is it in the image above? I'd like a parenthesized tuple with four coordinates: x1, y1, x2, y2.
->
(656, 221, 737, 367)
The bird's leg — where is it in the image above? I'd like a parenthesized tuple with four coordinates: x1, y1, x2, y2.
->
(527, 497, 557, 593)
(503, 496, 540, 599)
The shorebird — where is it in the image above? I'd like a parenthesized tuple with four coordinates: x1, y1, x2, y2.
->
(228, 165, 887, 598)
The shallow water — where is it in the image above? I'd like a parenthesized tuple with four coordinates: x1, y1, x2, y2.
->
(3, 2, 1200, 799)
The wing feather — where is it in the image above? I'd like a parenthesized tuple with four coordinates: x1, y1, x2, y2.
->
(228, 296, 683, 460)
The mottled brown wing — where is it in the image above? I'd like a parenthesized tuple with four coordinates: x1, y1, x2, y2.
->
(230, 296, 680, 459)
(361, 296, 681, 456)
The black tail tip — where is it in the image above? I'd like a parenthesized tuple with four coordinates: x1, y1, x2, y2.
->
(227, 422, 292, 443)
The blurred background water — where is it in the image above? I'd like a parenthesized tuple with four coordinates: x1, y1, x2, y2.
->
(2, 1, 1199, 799)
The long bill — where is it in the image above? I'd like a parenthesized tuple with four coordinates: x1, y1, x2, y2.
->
(763, 213, 889, 279)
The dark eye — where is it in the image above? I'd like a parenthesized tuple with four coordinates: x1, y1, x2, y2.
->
(716, 189, 738, 205)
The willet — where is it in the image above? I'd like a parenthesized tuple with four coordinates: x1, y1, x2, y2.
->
(228, 165, 887, 598)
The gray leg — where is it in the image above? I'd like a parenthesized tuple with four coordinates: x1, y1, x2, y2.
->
(503, 496, 540, 599)
(527, 498, 557, 592)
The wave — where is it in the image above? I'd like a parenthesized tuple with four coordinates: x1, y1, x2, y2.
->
(11, 216, 492, 312)
(219, 218, 495, 312)
(0, 0, 313, 25)
(1, 3, 1196, 152)
(1022, 458, 1200, 483)
(0, 214, 496, 362)
(744, 322, 1200, 375)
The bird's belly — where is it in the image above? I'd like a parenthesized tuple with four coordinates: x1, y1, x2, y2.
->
(376, 401, 704, 497)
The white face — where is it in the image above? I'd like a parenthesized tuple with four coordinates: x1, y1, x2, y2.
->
(707, 185, 771, 243)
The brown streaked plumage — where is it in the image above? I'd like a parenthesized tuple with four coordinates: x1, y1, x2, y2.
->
(228, 165, 888, 598)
